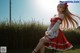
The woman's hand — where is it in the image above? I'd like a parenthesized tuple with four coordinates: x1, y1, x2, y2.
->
(45, 31, 48, 35)
(45, 31, 50, 37)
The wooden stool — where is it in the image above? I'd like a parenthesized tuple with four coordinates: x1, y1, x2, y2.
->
(52, 49, 63, 53)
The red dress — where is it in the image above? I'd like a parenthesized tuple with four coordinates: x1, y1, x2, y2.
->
(44, 17, 73, 51)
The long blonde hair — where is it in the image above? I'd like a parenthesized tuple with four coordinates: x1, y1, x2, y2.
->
(60, 5, 80, 29)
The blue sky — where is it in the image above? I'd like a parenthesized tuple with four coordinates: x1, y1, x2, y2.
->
(0, 0, 80, 25)
(0, 0, 34, 22)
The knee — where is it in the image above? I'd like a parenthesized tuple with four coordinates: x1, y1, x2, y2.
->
(39, 37, 46, 42)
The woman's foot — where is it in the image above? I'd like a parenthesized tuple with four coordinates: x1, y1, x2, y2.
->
(32, 50, 37, 53)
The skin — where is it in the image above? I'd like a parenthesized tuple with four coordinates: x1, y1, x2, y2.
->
(57, 4, 65, 14)
(32, 4, 65, 53)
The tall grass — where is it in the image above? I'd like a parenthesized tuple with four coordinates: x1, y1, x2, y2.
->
(0, 22, 80, 50)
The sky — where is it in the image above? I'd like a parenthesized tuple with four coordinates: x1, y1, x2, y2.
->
(0, 0, 80, 25)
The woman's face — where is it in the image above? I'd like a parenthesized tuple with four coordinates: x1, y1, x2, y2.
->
(57, 4, 65, 13)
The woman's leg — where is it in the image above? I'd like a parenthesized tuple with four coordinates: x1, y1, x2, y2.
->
(40, 45, 45, 53)
(32, 37, 50, 53)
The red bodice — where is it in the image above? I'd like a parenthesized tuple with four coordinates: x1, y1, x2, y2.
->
(50, 17, 62, 29)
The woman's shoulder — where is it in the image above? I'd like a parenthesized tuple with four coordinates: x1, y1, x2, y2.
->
(55, 14, 64, 21)
(50, 14, 64, 22)
(50, 17, 59, 22)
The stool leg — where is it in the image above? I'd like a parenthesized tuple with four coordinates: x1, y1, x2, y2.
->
(52, 49, 56, 53)
(54, 50, 56, 53)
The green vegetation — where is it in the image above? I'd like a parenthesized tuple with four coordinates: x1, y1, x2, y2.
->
(0, 22, 80, 53)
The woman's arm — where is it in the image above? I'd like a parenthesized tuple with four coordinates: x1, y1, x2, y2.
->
(47, 14, 64, 35)
(47, 20, 61, 35)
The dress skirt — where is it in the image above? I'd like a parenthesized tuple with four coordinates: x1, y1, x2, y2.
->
(44, 29, 73, 51)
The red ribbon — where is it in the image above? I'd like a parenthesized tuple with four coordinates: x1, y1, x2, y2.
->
(64, 3, 68, 8)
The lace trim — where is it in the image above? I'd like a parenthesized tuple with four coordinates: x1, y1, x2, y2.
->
(47, 45, 73, 51)
(50, 42, 69, 45)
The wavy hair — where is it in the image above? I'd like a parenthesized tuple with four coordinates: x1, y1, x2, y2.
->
(59, 4, 80, 29)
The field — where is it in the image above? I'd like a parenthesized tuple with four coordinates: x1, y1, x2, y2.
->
(8, 48, 80, 53)
(0, 22, 80, 53)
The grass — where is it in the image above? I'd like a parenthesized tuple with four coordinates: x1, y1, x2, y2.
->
(8, 48, 80, 53)
(63, 49, 80, 53)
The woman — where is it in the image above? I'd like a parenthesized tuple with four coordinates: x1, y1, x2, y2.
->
(32, 2, 80, 53)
